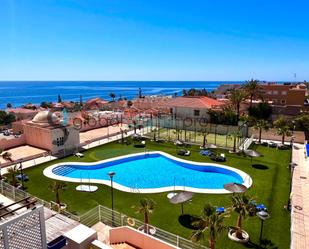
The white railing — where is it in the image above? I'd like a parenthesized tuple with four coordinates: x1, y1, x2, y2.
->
(0, 181, 208, 249)
(239, 135, 254, 151)
(79, 205, 208, 249)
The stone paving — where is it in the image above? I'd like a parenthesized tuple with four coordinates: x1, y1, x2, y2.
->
(291, 143, 309, 249)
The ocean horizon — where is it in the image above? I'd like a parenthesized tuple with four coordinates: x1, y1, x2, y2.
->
(0, 81, 244, 109)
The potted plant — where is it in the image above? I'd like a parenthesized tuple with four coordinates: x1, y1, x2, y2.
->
(7, 165, 19, 187)
(190, 203, 228, 249)
(228, 194, 256, 243)
(49, 181, 67, 211)
(134, 198, 156, 234)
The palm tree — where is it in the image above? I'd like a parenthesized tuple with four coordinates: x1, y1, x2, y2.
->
(190, 203, 227, 249)
(7, 165, 19, 187)
(109, 93, 116, 102)
(127, 100, 133, 108)
(48, 181, 67, 206)
(120, 128, 128, 144)
(174, 128, 182, 140)
(243, 79, 261, 107)
(2, 152, 13, 162)
(228, 131, 242, 152)
(229, 89, 247, 122)
(135, 198, 156, 234)
(230, 194, 256, 239)
(199, 129, 209, 148)
(254, 119, 269, 143)
(273, 116, 292, 145)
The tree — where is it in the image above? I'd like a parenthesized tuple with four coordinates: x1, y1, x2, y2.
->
(134, 198, 156, 234)
(243, 79, 261, 107)
(199, 129, 209, 148)
(120, 128, 127, 144)
(231, 194, 256, 239)
(190, 203, 227, 249)
(109, 93, 116, 102)
(2, 152, 12, 162)
(248, 102, 272, 120)
(57, 94, 62, 103)
(173, 128, 182, 140)
(295, 114, 309, 132)
(0, 111, 16, 125)
(229, 89, 247, 122)
(254, 119, 269, 143)
(138, 88, 142, 98)
(228, 130, 242, 152)
(79, 95, 83, 107)
(6, 103, 12, 108)
(40, 101, 52, 109)
(48, 181, 67, 206)
(273, 116, 292, 144)
(127, 100, 133, 108)
(7, 165, 19, 187)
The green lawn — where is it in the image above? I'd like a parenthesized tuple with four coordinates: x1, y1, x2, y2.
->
(145, 128, 240, 148)
(19, 141, 291, 248)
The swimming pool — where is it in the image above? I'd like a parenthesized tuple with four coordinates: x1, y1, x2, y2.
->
(44, 151, 252, 193)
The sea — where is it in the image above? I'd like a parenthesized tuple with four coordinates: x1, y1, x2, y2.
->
(0, 81, 243, 109)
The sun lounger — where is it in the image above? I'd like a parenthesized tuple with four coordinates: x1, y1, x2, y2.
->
(74, 153, 84, 158)
(216, 207, 225, 213)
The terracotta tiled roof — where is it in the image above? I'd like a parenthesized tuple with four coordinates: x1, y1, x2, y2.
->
(166, 96, 225, 109)
(7, 108, 38, 114)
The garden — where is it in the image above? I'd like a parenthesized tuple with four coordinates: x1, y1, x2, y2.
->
(11, 140, 291, 249)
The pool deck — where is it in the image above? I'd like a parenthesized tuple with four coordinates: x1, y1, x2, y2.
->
(291, 143, 309, 249)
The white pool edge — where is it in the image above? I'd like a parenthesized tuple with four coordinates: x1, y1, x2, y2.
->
(43, 151, 253, 194)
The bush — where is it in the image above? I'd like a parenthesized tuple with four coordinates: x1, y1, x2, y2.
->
(248, 102, 272, 120)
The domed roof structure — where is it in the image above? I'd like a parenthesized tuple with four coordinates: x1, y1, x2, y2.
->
(32, 111, 60, 124)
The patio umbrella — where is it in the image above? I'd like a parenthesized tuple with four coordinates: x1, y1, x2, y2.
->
(244, 149, 261, 163)
(207, 144, 217, 149)
(169, 192, 194, 214)
(223, 183, 247, 193)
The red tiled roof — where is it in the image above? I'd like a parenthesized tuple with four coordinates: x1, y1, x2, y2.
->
(85, 97, 108, 105)
(166, 96, 225, 109)
(7, 108, 38, 114)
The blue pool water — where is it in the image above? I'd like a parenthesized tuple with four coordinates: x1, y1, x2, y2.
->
(52, 153, 244, 190)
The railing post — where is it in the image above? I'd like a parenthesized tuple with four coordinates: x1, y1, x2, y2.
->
(0, 180, 3, 194)
(176, 235, 179, 247)
(98, 205, 101, 222)
(12, 186, 15, 200)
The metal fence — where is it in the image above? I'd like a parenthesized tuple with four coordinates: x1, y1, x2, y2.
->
(0, 181, 208, 249)
(0, 180, 81, 222)
(79, 205, 209, 249)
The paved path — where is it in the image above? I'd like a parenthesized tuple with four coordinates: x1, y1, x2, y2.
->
(1, 127, 146, 174)
(291, 143, 309, 249)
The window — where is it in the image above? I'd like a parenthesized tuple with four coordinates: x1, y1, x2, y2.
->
(281, 99, 286, 104)
(281, 91, 287, 95)
(194, 110, 200, 116)
(273, 91, 278, 95)
(56, 137, 64, 147)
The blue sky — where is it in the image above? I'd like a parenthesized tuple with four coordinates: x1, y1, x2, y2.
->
(1, 0, 309, 81)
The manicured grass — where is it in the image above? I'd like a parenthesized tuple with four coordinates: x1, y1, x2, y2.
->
(19, 141, 291, 248)
(146, 128, 239, 148)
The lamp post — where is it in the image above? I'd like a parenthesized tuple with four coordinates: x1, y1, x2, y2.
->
(19, 160, 24, 190)
(256, 210, 271, 245)
(108, 171, 116, 226)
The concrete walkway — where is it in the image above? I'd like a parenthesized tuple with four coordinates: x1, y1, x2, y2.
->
(1, 127, 147, 175)
(291, 143, 309, 249)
